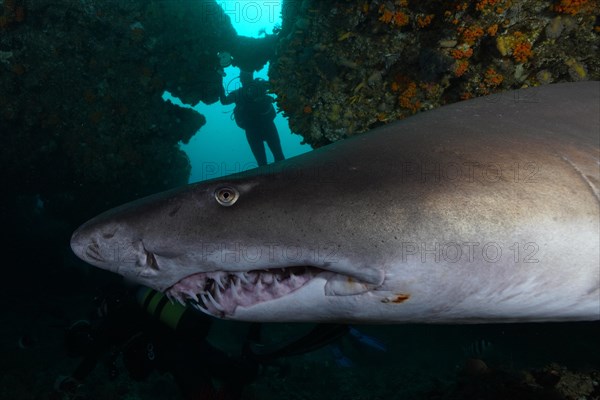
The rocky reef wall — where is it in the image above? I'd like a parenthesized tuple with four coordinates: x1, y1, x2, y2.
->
(0, 0, 243, 224)
(270, 0, 599, 147)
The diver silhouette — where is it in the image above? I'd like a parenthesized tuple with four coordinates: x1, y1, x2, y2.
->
(220, 70, 285, 167)
(53, 285, 383, 400)
(53, 286, 258, 400)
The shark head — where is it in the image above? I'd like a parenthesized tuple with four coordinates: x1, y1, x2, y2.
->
(71, 83, 600, 323)
(71, 160, 386, 321)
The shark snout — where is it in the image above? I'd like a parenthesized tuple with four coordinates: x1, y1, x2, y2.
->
(70, 227, 84, 257)
(70, 227, 93, 262)
(70, 225, 109, 266)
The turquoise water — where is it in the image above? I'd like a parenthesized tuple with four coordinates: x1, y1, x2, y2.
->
(165, 1, 311, 183)
(164, 64, 311, 183)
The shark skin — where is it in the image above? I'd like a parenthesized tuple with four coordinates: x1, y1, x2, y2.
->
(71, 82, 600, 324)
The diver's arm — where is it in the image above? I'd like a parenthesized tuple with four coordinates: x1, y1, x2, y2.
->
(220, 87, 237, 105)
(255, 79, 271, 94)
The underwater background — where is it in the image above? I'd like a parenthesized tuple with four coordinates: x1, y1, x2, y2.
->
(1, 0, 599, 399)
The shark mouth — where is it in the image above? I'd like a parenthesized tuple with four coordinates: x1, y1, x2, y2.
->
(166, 267, 321, 317)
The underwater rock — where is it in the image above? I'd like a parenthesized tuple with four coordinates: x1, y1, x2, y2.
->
(269, 0, 599, 147)
(0, 0, 251, 225)
(423, 362, 600, 400)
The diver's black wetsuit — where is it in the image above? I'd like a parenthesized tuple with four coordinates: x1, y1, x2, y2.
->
(57, 287, 256, 400)
(220, 71, 285, 167)
(57, 286, 352, 400)
(244, 118, 285, 167)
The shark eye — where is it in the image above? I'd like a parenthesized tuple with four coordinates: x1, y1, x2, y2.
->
(214, 186, 239, 207)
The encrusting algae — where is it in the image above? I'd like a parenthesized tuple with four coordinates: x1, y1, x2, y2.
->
(269, 0, 599, 146)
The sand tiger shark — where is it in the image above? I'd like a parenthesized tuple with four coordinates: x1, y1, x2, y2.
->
(71, 82, 600, 323)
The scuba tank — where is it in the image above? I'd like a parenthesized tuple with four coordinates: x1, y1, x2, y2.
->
(136, 286, 212, 338)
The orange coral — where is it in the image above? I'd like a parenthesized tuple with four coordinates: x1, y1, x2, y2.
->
(399, 82, 420, 113)
(303, 105, 312, 114)
(393, 11, 409, 26)
(460, 92, 475, 100)
(496, 31, 534, 62)
(454, 60, 469, 76)
(476, 0, 501, 11)
(379, 8, 394, 23)
(417, 14, 434, 28)
(484, 68, 504, 86)
(513, 41, 532, 62)
(378, 5, 409, 26)
(476, 0, 508, 13)
(460, 26, 485, 44)
(451, 47, 474, 59)
(553, 0, 589, 15)
(487, 24, 498, 36)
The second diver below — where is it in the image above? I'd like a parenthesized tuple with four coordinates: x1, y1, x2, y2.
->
(220, 70, 285, 167)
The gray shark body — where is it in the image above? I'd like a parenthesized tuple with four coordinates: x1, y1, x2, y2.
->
(71, 82, 600, 323)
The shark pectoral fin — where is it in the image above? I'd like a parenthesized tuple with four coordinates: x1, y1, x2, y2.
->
(324, 275, 380, 296)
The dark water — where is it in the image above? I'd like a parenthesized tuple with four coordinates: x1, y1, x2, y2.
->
(1, 0, 599, 399)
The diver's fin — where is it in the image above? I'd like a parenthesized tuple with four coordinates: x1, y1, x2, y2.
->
(247, 324, 349, 361)
(348, 327, 387, 352)
(330, 345, 354, 367)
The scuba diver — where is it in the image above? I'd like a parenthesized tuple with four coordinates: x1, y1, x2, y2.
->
(53, 286, 257, 400)
(53, 286, 386, 400)
(220, 70, 285, 167)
